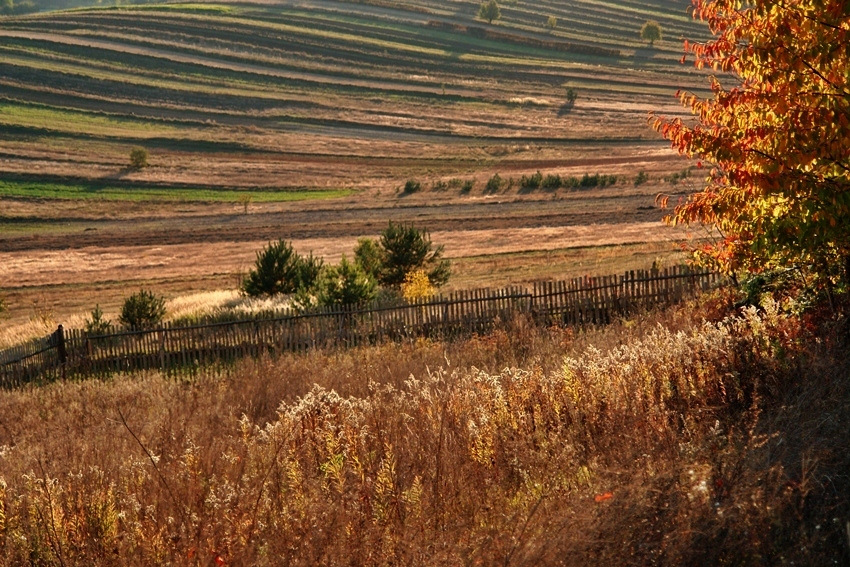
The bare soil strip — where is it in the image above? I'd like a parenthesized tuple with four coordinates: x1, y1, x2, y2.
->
(1, 196, 666, 251)
(0, 222, 685, 288)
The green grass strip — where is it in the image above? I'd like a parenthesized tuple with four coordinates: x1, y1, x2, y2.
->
(123, 3, 238, 13)
(0, 180, 354, 203)
(0, 103, 181, 135)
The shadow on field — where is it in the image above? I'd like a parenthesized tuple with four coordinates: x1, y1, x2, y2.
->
(632, 46, 659, 62)
(557, 100, 575, 116)
(102, 167, 134, 181)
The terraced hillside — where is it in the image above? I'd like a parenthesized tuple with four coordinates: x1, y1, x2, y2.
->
(0, 0, 708, 190)
(0, 0, 712, 338)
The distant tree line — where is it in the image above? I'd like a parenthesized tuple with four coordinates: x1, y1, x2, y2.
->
(519, 171, 619, 190)
(400, 170, 640, 196)
(0, 0, 34, 15)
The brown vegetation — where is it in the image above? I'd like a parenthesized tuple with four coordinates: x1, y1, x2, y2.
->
(0, 294, 847, 565)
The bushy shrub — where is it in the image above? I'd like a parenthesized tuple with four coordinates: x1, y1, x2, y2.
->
(736, 268, 805, 308)
(84, 305, 112, 335)
(601, 174, 618, 186)
(542, 173, 562, 189)
(119, 290, 166, 329)
(316, 256, 377, 308)
(634, 170, 649, 186)
(665, 168, 691, 185)
(430, 180, 448, 191)
(562, 175, 580, 188)
(521, 172, 618, 191)
(485, 173, 503, 193)
(242, 240, 322, 297)
(520, 170, 543, 190)
(546, 15, 557, 30)
(129, 147, 148, 169)
(460, 179, 475, 194)
(402, 179, 421, 194)
(580, 173, 599, 187)
(354, 237, 383, 281)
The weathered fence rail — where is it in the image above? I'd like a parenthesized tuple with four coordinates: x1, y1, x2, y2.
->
(0, 266, 721, 387)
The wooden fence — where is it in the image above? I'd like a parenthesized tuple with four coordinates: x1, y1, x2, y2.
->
(0, 266, 721, 387)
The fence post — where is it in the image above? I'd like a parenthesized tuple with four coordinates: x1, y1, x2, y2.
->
(54, 325, 67, 381)
(160, 324, 167, 375)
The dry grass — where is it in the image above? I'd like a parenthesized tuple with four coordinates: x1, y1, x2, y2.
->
(0, 294, 847, 565)
(0, 223, 687, 289)
(0, 290, 301, 348)
(164, 289, 243, 322)
(0, 314, 87, 351)
(165, 290, 295, 323)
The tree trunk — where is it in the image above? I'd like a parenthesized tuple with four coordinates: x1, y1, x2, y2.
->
(845, 254, 850, 287)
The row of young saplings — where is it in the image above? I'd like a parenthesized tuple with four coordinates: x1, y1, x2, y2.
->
(401, 168, 680, 195)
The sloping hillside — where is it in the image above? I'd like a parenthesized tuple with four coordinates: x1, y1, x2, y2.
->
(0, 0, 711, 337)
(0, 0, 708, 190)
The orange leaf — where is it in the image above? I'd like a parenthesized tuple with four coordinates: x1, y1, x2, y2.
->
(594, 492, 614, 502)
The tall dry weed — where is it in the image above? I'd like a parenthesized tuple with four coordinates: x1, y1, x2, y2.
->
(0, 298, 846, 565)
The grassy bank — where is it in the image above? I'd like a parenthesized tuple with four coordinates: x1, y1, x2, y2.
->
(0, 294, 847, 565)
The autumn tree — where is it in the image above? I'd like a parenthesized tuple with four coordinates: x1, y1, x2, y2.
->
(401, 269, 436, 302)
(653, 0, 850, 288)
(640, 20, 662, 46)
(478, 0, 500, 24)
